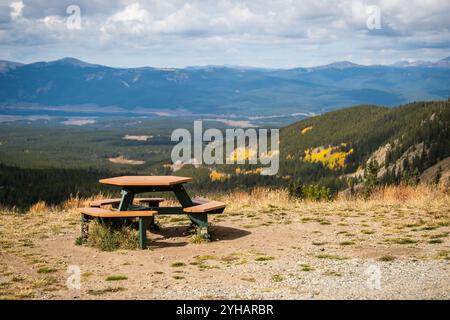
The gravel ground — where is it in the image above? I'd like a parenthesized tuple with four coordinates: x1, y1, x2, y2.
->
(153, 259, 450, 300)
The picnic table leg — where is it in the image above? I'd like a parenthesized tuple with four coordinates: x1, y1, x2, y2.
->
(117, 189, 135, 227)
(138, 217, 152, 249)
(172, 185, 209, 236)
(80, 214, 89, 244)
(172, 185, 193, 206)
(118, 189, 134, 211)
(145, 200, 160, 231)
(187, 213, 208, 229)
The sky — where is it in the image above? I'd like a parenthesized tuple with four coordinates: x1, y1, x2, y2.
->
(0, 0, 449, 68)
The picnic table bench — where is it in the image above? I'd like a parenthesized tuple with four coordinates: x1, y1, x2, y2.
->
(87, 197, 165, 208)
(78, 175, 225, 249)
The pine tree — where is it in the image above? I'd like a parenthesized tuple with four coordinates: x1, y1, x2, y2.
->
(363, 159, 379, 198)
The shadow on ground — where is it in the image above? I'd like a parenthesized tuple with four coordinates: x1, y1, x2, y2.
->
(209, 225, 251, 241)
(148, 225, 251, 248)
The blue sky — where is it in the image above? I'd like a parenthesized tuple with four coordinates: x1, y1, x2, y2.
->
(0, 0, 449, 68)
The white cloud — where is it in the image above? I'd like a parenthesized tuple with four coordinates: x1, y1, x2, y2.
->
(111, 3, 149, 23)
(41, 15, 63, 27)
(224, 47, 239, 55)
(103, 2, 152, 34)
(0, 0, 449, 67)
(10, 1, 24, 20)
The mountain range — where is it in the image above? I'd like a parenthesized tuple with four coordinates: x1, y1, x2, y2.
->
(0, 56, 449, 116)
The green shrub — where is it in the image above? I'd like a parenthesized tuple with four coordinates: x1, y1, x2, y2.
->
(288, 179, 332, 201)
(189, 226, 211, 244)
(74, 236, 83, 246)
(87, 221, 139, 251)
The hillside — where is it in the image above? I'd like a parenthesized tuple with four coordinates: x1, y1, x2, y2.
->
(0, 57, 449, 116)
(278, 100, 450, 188)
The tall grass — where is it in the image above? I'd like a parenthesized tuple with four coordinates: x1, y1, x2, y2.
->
(19, 184, 449, 215)
(370, 184, 448, 203)
(87, 221, 139, 251)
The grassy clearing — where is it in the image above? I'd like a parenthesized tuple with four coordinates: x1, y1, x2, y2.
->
(220, 253, 247, 265)
(271, 274, 283, 282)
(195, 255, 217, 262)
(389, 238, 418, 245)
(190, 255, 220, 270)
(105, 275, 128, 281)
(240, 277, 256, 282)
(255, 256, 275, 262)
(323, 271, 342, 277)
(37, 267, 57, 274)
(171, 262, 186, 268)
(339, 241, 355, 246)
(316, 254, 348, 260)
(300, 264, 315, 272)
(436, 251, 450, 260)
(378, 255, 396, 262)
(87, 287, 126, 295)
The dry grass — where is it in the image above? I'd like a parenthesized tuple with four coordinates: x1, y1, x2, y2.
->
(27, 201, 48, 215)
(218, 187, 291, 211)
(368, 184, 448, 204)
(17, 184, 448, 215)
(211, 184, 450, 215)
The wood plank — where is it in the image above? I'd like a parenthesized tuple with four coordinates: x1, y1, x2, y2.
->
(87, 197, 165, 207)
(183, 201, 226, 213)
(99, 176, 192, 187)
(192, 197, 210, 205)
(78, 207, 157, 218)
(135, 197, 165, 204)
(87, 198, 121, 207)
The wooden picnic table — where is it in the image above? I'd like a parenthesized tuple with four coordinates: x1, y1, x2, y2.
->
(78, 175, 225, 249)
(99, 175, 208, 229)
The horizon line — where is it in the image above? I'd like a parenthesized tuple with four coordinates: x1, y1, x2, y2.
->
(1, 55, 449, 70)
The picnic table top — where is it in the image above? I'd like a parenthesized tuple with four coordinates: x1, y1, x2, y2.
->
(99, 175, 192, 187)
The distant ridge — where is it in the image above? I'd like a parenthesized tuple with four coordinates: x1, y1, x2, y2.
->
(391, 56, 450, 68)
(2, 56, 449, 70)
(309, 61, 361, 70)
(0, 60, 24, 73)
(0, 56, 449, 116)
